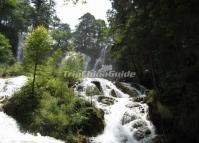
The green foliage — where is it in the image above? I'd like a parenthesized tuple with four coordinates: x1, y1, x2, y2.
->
(51, 23, 72, 52)
(23, 26, 52, 65)
(0, 33, 14, 64)
(61, 52, 84, 85)
(31, 0, 55, 28)
(0, 0, 16, 16)
(79, 107, 104, 136)
(0, 63, 24, 77)
(74, 13, 111, 69)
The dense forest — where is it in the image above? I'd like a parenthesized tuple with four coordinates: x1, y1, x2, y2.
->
(0, 0, 199, 143)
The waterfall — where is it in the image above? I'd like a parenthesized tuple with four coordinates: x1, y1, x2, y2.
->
(82, 53, 91, 71)
(75, 78, 156, 143)
(93, 47, 107, 71)
(17, 33, 25, 62)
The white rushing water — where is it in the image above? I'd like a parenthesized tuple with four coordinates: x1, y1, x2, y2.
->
(93, 47, 107, 71)
(82, 53, 92, 70)
(0, 76, 64, 143)
(75, 78, 156, 143)
(17, 33, 25, 62)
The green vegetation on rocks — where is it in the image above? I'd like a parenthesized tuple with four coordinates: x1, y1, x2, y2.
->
(3, 49, 104, 143)
(115, 81, 139, 97)
(98, 96, 115, 105)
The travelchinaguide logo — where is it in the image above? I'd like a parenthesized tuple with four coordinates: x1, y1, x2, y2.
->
(64, 65, 136, 79)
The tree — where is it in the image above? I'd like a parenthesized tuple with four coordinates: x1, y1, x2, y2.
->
(0, 33, 14, 64)
(0, 0, 33, 57)
(31, 0, 55, 28)
(23, 26, 52, 96)
(74, 13, 110, 69)
(109, 0, 199, 142)
(51, 23, 72, 52)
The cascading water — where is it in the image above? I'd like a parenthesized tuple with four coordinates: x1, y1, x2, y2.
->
(0, 76, 64, 143)
(93, 47, 107, 71)
(75, 78, 156, 143)
(17, 33, 25, 62)
(82, 53, 92, 70)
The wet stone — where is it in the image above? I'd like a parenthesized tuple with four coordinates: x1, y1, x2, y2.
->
(133, 126, 151, 140)
(121, 111, 137, 125)
(132, 120, 148, 129)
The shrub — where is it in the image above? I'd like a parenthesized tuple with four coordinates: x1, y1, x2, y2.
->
(0, 63, 25, 77)
(0, 33, 14, 65)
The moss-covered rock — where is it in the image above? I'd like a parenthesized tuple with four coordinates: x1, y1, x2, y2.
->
(133, 96, 147, 103)
(115, 81, 139, 97)
(98, 96, 115, 105)
(86, 86, 101, 96)
(80, 107, 104, 137)
(111, 89, 117, 97)
(91, 81, 103, 93)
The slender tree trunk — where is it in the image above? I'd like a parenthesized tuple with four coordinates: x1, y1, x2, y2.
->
(32, 63, 37, 97)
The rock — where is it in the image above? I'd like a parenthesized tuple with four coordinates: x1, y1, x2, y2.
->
(151, 135, 164, 143)
(111, 89, 117, 97)
(86, 86, 101, 96)
(0, 96, 8, 104)
(76, 85, 84, 92)
(125, 103, 145, 114)
(98, 96, 115, 105)
(121, 111, 137, 125)
(126, 103, 141, 108)
(131, 120, 151, 140)
(0, 96, 5, 103)
(91, 81, 103, 93)
(132, 120, 147, 129)
(133, 126, 151, 140)
(115, 82, 139, 97)
(133, 96, 147, 103)
(0, 104, 3, 111)
(80, 107, 105, 136)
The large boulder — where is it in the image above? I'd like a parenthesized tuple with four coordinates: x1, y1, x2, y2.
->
(133, 127, 151, 140)
(110, 89, 117, 97)
(86, 85, 102, 96)
(132, 120, 147, 129)
(121, 111, 137, 125)
(91, 81, 103, 93)
(98, 96, 115, 105)
(131, 120, 151, 140)
(80, 107, 105, 137)
(115, 82, 139, 97)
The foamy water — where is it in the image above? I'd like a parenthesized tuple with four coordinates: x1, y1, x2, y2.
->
(75, 78, 156, 143)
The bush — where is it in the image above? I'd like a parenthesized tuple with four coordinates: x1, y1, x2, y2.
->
(0, 63, 24, 77)
(0, 33, 14, 65)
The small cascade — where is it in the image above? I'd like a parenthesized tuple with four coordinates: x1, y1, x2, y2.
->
(82, 53, 92, 70)
(75, 78, 156, 143)
(93, 47, 107, 71)
(17, 33, 25, 62)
